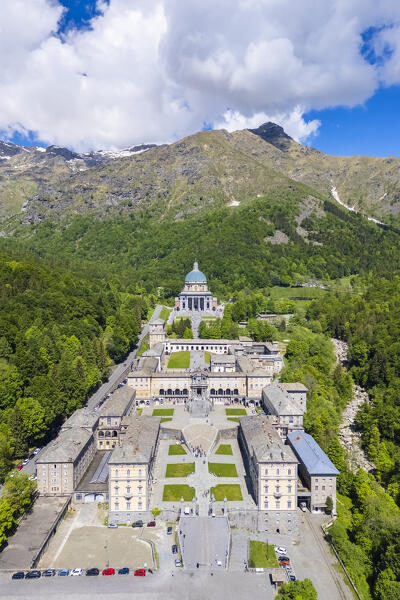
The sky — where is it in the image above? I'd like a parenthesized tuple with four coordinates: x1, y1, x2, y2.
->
(2, 0, 400, 155)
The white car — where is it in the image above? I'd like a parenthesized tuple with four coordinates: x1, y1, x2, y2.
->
(174, 559, 181, 567)
(22, 458, 29, 465)
(33, 448, 41, 455)
(274, 546, 287, 555)
(29, 475, 37, 481)
(70, 568, 83, 576)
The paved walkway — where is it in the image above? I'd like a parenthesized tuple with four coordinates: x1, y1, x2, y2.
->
(178, 517, 230, 570)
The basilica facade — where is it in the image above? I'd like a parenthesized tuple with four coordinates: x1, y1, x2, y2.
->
(174, 262, 218, 313)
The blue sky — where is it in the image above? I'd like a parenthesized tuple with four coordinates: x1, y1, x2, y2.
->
(305, 86, 400, 157)
(3, 0, 400, 156)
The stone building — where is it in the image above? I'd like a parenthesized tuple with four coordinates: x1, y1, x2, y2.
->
(148, 319, 167, 349)
(174, 262, 218, 314)
(262, 381, 306, 438)
(96, 387, 136, 450)
(287, 430, 339, 513)
(37, 426, 96, 496)
(108, 416, 160, 523)
(238, 416, 298, 511)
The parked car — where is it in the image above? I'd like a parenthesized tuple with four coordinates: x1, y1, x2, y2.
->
(85, 568, 99, 576)
(132, 520, 143, 528)
(33, 448, 41, 455)
(167, 526, 173, 535)
(25, 570, 41, 579)
(134, 569, 146, 576)
(274, 546, 287, 555)
(118, 567, 129, 575)
(147, 521, 156, 527)
(42, 569, 56, 577)
(175, 559, 181, 567)
(172, 545, 178, 554)
(102, 568, 115, 576)
(58, 569, 69, 576)
(108, 523, 118, 528)
(29, 475, 37, 481)
(289, 575, 296, 581)
(300, 502, 307, 512)
(279, 558, 290, 567)
(11, 571, 24, 580)
(70, 568, 83, 576)
(22, 458, 29, 465)
(17, 464, 23, 471)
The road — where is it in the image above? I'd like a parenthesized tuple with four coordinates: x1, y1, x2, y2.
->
(21, 304, 163, 477)
(0, 570, 272, 600)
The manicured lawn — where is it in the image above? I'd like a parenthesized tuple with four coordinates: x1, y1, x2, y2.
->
(162, 484, 195, 501)
(169, 444, 186, 455)
(160, 306, 172, 321)
(227, 417, 240, 423)
(136, 408, 143, 416)
(215, 444, 233, 455)
(152, 408, 174, 416)
(161, 417, 173, 423)
(208, 463, 238, 477)
(205, 351, 211, 364)
(248, 541, 278, 568)
(225, 408, 247, 415)
(166, 463, 195, 477)
(167, 351, 190, 369)
(210, 484, 243, 501)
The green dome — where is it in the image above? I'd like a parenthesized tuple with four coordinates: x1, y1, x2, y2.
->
(185, 262, 207, 282)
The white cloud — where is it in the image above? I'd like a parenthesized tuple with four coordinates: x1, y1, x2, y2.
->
(0, 0, 400, 150)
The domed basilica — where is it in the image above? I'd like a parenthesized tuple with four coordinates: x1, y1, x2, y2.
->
(174, 261, 218, 314)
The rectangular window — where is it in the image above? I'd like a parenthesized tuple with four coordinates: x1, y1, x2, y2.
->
(275, 501, 280, 509)
(276, 468, 280, 475)
(287, 486, 292, 493)
(288, 501, 292, 508)
(315, 485, 319, 490)
(288, 469, 291, 475)
(126, 502, 131, 510)
(264, 501, 268, 509)
(264, 469, 268, 476)
(322, 485, 326, 491)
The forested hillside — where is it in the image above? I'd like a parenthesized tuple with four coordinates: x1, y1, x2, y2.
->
(0, 251, 151, 479)
(304, 278, 400, 599)
(4, 193, 400, 299)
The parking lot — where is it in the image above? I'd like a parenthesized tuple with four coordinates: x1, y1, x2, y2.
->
(38, 504, 155, 572)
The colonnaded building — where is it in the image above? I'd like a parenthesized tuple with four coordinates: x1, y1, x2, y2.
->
(36, 264, 339, 523)
(174, 261, 218, 314)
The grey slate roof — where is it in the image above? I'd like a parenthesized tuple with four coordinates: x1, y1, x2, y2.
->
(37, 428, 92, 464)
(109, 416, 160, 464)
(280, 382, 308, 392)
(239, 416, 298, 463)
(99, 386, 135, 417)
(210, 355, 236, 364)
(262, 383, 302, 416)
(287, 430, 339, 476)
(61, 407, 98, 431)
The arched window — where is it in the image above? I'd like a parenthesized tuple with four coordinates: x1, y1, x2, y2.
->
(226, 388, 231, 395)
(218, 388, 223, 395)
(234, 388, 239, 395)
(167, 388, 172, 395)
(210, 388, 216, 395)
(159, 389, 164, 395)
(98, 431, 104, 438)
(105, 430, 111, 437)
(175, 389, 180, 395)
(182, 388, 188, 395)
(112, 431, 117, 437)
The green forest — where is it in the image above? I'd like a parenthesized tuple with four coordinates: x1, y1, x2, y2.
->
(0, 251, 152, 477)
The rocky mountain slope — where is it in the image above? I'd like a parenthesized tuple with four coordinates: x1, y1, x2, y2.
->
(0, 141, 155, 221)
(1, 122, 400, 229)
